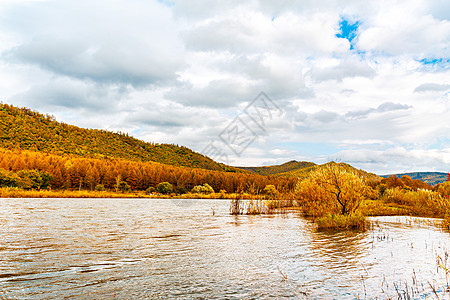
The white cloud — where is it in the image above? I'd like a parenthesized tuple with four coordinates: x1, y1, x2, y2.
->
(2, 0, 185, 87)
(357, 2, 450, 57)
(414, 83, 450, 93)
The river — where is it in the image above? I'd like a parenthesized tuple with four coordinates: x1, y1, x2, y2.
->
(1, 198, 449, 299)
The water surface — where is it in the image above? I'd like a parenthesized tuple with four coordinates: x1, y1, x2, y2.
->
(1, 198, 449, 299)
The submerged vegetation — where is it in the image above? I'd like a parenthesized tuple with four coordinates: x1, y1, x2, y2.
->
(294, 163, 371, 229)
(232, 162, 450, 230)
(315, 212, 366, 230)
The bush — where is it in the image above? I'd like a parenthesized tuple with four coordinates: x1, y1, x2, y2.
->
(295, 164, 369, 217)
(191, 183, 214, 194)
(117, 181, 131, 192)
(16, 169, 53, 190)
(316, 212, 366, 230)
(436, 181, 450, 198)
(263, 185, 278, 199)
(0, 168, 19, 187)
(175, 186, 187, 194)
(146, 186, 156, 194)
(157, 182, 173, 194)
(382, 187, 449, 218)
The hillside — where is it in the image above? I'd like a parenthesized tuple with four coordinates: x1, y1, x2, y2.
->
(0, 103, 241, 172)
(239, 160, 382, 181)
(239, 160, 316, 176)
(380, 172, 449, 185)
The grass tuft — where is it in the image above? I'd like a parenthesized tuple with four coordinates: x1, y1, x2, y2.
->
(316, 212, 366, 230)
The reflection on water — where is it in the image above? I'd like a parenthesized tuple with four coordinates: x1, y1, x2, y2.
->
(0, 199, 449, 299)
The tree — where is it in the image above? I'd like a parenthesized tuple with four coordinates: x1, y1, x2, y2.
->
(382, 175, 404, 189)
(436, 181, 450, 198)
(0, 168, 19, 187)
(447, 173, 450, 181)
(157, 182, 173, 194)
(295, 163, 369, 216)
(117, 181, 131, 192)
(191, 183, 214, 194)
(263, 184, 278, 199)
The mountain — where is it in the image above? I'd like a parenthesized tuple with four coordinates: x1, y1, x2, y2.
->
(0, 103, 241, 172)
(380, 172, 448, 186)
(239, 160, 382, 181)
(238, 160, 316, 176)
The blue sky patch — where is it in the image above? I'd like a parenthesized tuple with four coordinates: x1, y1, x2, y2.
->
(336, 18, 360, 49)
(418, 58, 450, 69)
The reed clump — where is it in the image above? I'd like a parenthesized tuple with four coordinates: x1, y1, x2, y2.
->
(0, 187, 147, 198)
(316, 212, 366, 230)
(382, 188, 450, 218)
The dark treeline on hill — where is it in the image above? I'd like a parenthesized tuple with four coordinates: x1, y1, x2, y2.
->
(0, 148, 296, 194)
(381, 172, 449, 185)
(238, 160, 316, 176)
(240, 160, 381, 182)
(0, 103, 240, 172)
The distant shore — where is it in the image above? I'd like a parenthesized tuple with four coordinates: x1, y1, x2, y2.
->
(0, 187, 271, 200)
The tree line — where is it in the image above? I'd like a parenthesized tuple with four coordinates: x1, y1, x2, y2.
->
(0, 148, 297, 194)
(0, 103, 239, 172)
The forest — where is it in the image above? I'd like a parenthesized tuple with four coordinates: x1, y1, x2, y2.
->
(0, 103, 240, 172)
(0, 148, 296, 195)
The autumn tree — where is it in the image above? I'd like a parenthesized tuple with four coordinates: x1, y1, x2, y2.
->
(295, 163, 369, 216)
(263, 184, 278, 199)
(157, 182, 173, 194)
(191, 183, 214, 194)
(436, 181, 450, 198)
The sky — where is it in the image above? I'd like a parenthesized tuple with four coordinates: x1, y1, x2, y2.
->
(0, 0, 449, 174)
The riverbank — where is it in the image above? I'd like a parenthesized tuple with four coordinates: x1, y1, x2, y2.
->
(2, 187, 449, 228)
(0, 187, 285, 201)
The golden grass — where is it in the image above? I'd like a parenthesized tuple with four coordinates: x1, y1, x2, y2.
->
(316, 212, 366, 230)
(0, 188, 294, 201)
(0, 187, 150, 198)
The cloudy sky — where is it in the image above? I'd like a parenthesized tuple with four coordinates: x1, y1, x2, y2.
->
(0, 0, 449, 174)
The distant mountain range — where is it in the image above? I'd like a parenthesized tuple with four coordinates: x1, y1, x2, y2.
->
(380, 172, 449, 185)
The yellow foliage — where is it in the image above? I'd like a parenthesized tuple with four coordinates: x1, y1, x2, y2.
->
(316, 212, 366, 230)
(295, 163, 370, 216)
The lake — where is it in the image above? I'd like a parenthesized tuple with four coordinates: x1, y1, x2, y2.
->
(1, 198, 449, 299)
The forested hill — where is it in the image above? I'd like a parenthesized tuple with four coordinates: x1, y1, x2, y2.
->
(0, 103, 240, 172)
(380, 172, 448, 185)
(240, 160, 382, 181)
(239, 160, 316, 176)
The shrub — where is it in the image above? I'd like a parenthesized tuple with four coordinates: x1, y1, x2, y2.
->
(157, 182, 173, 194)
(117, 181, 131, 192)
(442, 214, 450, 229)
(316, 212, 366, 230)
(263, 184, 278, 199)
(382, 188, 449, 218)
(175, 186, 187, 194)
(0, 168, 19, 187)
(436, 181, 450, 199)
(191, 183, 214, 194)
(295, 163, 369, 217)
(146, 186, 156, 194)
